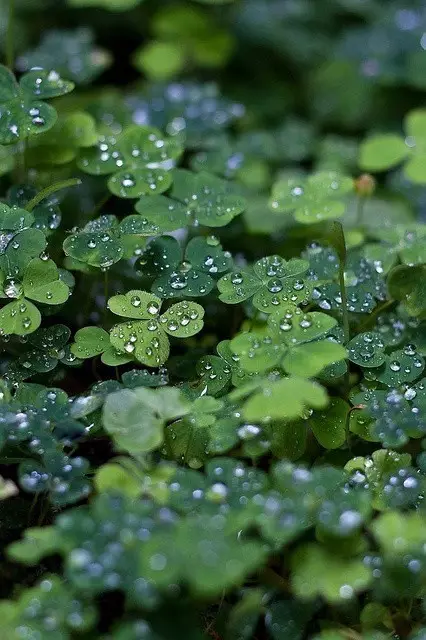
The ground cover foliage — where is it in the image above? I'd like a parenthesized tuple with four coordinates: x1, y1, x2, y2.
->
(1, 0, 426, 638)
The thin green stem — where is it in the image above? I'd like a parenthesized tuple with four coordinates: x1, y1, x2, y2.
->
(339, 260, 350, 344)
(103, 269, 109, 320)
(26, 178, 82, 212)
(6, 0, 15, 69)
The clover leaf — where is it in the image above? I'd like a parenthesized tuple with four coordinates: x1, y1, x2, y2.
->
(63, 214, 124, 269)
(360, 109, 426, 183)
(0, 66, 74, 145)
(0, 576, 97, 638)
(291, 543, 371, 603)
(6, 324, 71, 380)
(242, 377, 329, 422)
(108, 290, 204, 366)
(139, 235, 232, 299)
(78, 124, 183, 198)
(218, 255, 310, 312)
(103, 386, 189, 454)
(26, 111, 99, 167)
(388, 264, 426, 318)
(270, 171, 353, 223)
(134, 170, 246, 230)
(347, 331, 386, 368)
(306, 245, 387, 314)
(0, 258, 69, 335)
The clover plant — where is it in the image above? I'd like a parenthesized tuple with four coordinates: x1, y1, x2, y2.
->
(1, 1, 426, 639)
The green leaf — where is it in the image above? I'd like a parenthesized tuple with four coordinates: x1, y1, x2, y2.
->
(291, 543, 372, 602)
(372, 511, 426, 554)
(0, 66, 74, 145)
(282, 341, 347, 378)
(94, 462, 142, 497)
(359, 134, 408, 172)
(0, 299, 41, 335)
(78, 125, 182, 199)
(7, 526, 60, 565)
(170, 169, 246, 227)
(22, 258, 69, 304)
(63, 215, 123, 269)
(388, 264, 426, 317)
(71, 326, 110, 358)
(108, 290, 162, 319)
(110, 319, 170, 367)
(270, 172, 353, 223)
(309, 397, 349, 449)
(159, 301, 204, 337)
(243, 377, 329, 422)
(372, 346, 425, 386)
(103, 387, 189, 454)
(218, 255, 309, 312)
(347, 332, 386, 368)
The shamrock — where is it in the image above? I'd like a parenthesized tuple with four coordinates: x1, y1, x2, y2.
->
(0, 65, 74, 145)
(5, 324, 72, 381)
(70, 326, 132, 367)
(17, 27, 111, 85)
(269, 171, 353, 223)
(231, 308, 347, 378)
(0, 258, 70, 335)
(134, 169, 246, 229)
(305, 244, 387, 314)
(107, 290, 205, 366)
(360, 109, 426, 184)
(63, 214, 157, 270)
(78, 124, 183, 198)
(218, 254, 310, 312)
(138, 235, 233, 299)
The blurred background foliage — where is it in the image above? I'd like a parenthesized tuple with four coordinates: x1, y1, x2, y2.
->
(1, 0, 426, 238)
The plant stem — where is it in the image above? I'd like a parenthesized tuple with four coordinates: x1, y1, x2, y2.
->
(103, 269, 109, 320)
(6, 0, 15, 69)
(339, 259, 350, 344)
(26, 178, 82, 212)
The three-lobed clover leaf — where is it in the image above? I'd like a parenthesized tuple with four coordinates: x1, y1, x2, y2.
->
(306, 244, 387, 314)
(63, 214, 124, 269)
(78, 124, 183, 198)
(108, 290, 205, 366)
(6, 324, 71, 380)
(270, 171, 353, 223)
(230, 308, 347, 377)
(103, 386, 189, 454)
(133, 170, 246, 230)
(0, 258, 70, 335)
(139, 235, 232, 299)
(0, 65, 74, 145)
(218, 255, 310, 312)
(360, 109, 426, 184)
